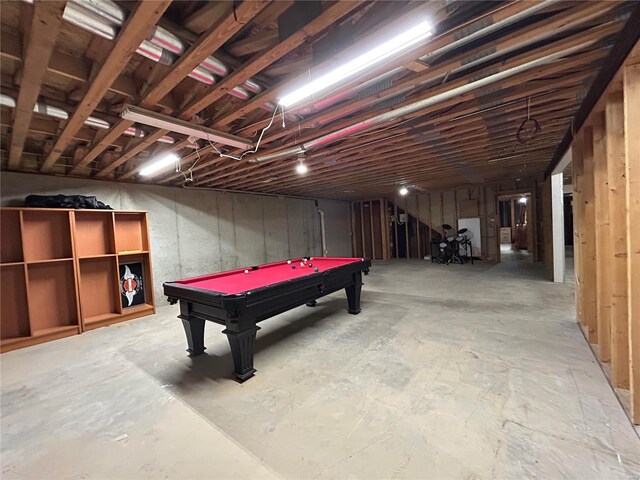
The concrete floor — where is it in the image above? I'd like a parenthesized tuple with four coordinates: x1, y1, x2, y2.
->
(2, 258, 639, 479)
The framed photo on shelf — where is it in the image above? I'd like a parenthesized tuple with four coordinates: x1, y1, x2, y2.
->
(119, 261, 146, 308)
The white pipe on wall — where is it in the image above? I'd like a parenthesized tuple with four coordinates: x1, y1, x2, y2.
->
(318, 209, 327, 256)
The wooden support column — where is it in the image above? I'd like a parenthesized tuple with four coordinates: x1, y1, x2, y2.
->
(572, 132, 585, 329)
(380, 198, 389, 260)
(416, 196, 422, 259)
(581, 126, 598, 344)
(606, 90, 629, 388)
(624, 62, 640, 423)
(360, 202, 366, 258)
(394, 200, 399, 259)
(404, 197, 410, 259)
(350, 202, 357, 257)
(593, 112, 612, 362)
(369, 201, 376, 260)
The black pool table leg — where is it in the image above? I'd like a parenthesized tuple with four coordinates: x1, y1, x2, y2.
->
(346, 271, 363, 314)
(306, 300, 317, 307)
(223, 325, 260, 382)
(180, 315, 206, 356)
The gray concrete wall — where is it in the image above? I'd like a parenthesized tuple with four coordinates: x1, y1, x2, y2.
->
(317, 199, 352, 257)
(1, 172, 351, 305)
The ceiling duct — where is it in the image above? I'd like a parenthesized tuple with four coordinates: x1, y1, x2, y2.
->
(252, 41, 594, 162)
(56, 0, 264, 105)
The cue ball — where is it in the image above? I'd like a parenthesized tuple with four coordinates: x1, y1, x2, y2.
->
(314, 267, 319, 272)
(244, 269, 249, 274)
(300, 262, 305, 267)
(287, 260, 291, 264)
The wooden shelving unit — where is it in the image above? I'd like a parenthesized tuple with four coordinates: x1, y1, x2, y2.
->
(0, 208, 155, 352)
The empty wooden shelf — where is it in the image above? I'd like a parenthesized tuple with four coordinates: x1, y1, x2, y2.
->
(0, 208, 155, 352)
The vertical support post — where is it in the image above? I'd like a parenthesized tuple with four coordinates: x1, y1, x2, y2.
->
(369, 201, 376, 260)
(593, 112, 612, 362)
(582, 126, 598, 344)
(350, 202, 357, 257)
(606, 90, 629, 388)
(394, 200, 399, 259)
(360, 202, 366, 258)
(572, 132, 585, 329)
(404, 196, 409, 258)
(551, 172, 565, 282)
(416, 194, 422, 259)
(380, 198, 388, 260)
(624, 62, 640, 423)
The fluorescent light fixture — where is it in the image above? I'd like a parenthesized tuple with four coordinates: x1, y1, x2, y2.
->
(121, 105, 254, 150)
(278, 19, 432, 107)
(519, 196, 528, 204)
(399, 187, 409, 196)
(139, 153, 179, 177)
(296, 163, 308, 174)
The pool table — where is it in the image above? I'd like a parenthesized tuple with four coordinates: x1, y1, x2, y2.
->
(164, 257, 371, 382)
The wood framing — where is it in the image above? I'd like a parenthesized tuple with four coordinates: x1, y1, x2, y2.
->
(7, 1, 65, 169)
(624, 61, 640, 423)
(593, 112, 612, 362)
(605, 90, 629, 388)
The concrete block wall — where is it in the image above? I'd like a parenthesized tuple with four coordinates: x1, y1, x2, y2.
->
(1, 172, 352, 305)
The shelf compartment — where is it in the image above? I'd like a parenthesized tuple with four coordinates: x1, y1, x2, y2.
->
(22, 210, 73, 261)
(83, 304, 154, 331)
(78, 257, 120, 321)
(1, 210, 23, 263)
(74, 211, 115, 257)
(114, 213, 148, 253)
(1, 264, 30, 339)
(27, 262, 78, 332)
(118, 252, 154, 310)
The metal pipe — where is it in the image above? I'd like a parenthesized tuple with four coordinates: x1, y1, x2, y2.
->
(253, 41, 594, 162)
(318, 209, 327, 256)
(419, 0, 562, 62)
(58, 0, 263, 102)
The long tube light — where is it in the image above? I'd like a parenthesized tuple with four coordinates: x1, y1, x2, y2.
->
(139, 153, 179, 177)
(278, 19, 433, 108)
(120, 105, 254, 150)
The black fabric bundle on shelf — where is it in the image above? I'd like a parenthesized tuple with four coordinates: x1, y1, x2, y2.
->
(25, 194, 113, 210)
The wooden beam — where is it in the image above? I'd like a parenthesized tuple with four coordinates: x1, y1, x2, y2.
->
(593, 112, 612, 362)
(73, 1, 268, 178)
(227, 30, 280, 57)
(181, 1, 364, 120)
(7, 1, 65, 169)
(572, 131, 585, 330)
(142, 0, 271, 109)
(40, 0, 172, 173)
(581, 125, 598, 344)
(624, 62, 640, 423)
(606, 89, 629, 388)
(545, 2, 640, 177)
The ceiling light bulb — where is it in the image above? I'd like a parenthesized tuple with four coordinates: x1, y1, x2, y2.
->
(296, 163, 308, 174)
(399, 187, 409, 196)
(278, 19, 432, 108)
(519, 196, 527, 204)
(139, 153, 179, 177)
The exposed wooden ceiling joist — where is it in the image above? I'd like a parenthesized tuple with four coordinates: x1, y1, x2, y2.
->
(39, 0, 172, 173)
(7, 1, 65, 170)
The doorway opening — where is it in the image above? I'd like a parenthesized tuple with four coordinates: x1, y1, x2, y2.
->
(497, 193, 532, 262)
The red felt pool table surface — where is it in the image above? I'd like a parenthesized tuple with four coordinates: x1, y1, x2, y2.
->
(174, 257, 365, 295)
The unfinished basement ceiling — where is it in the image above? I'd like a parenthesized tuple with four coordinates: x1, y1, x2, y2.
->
(0, 0, 637, 199)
